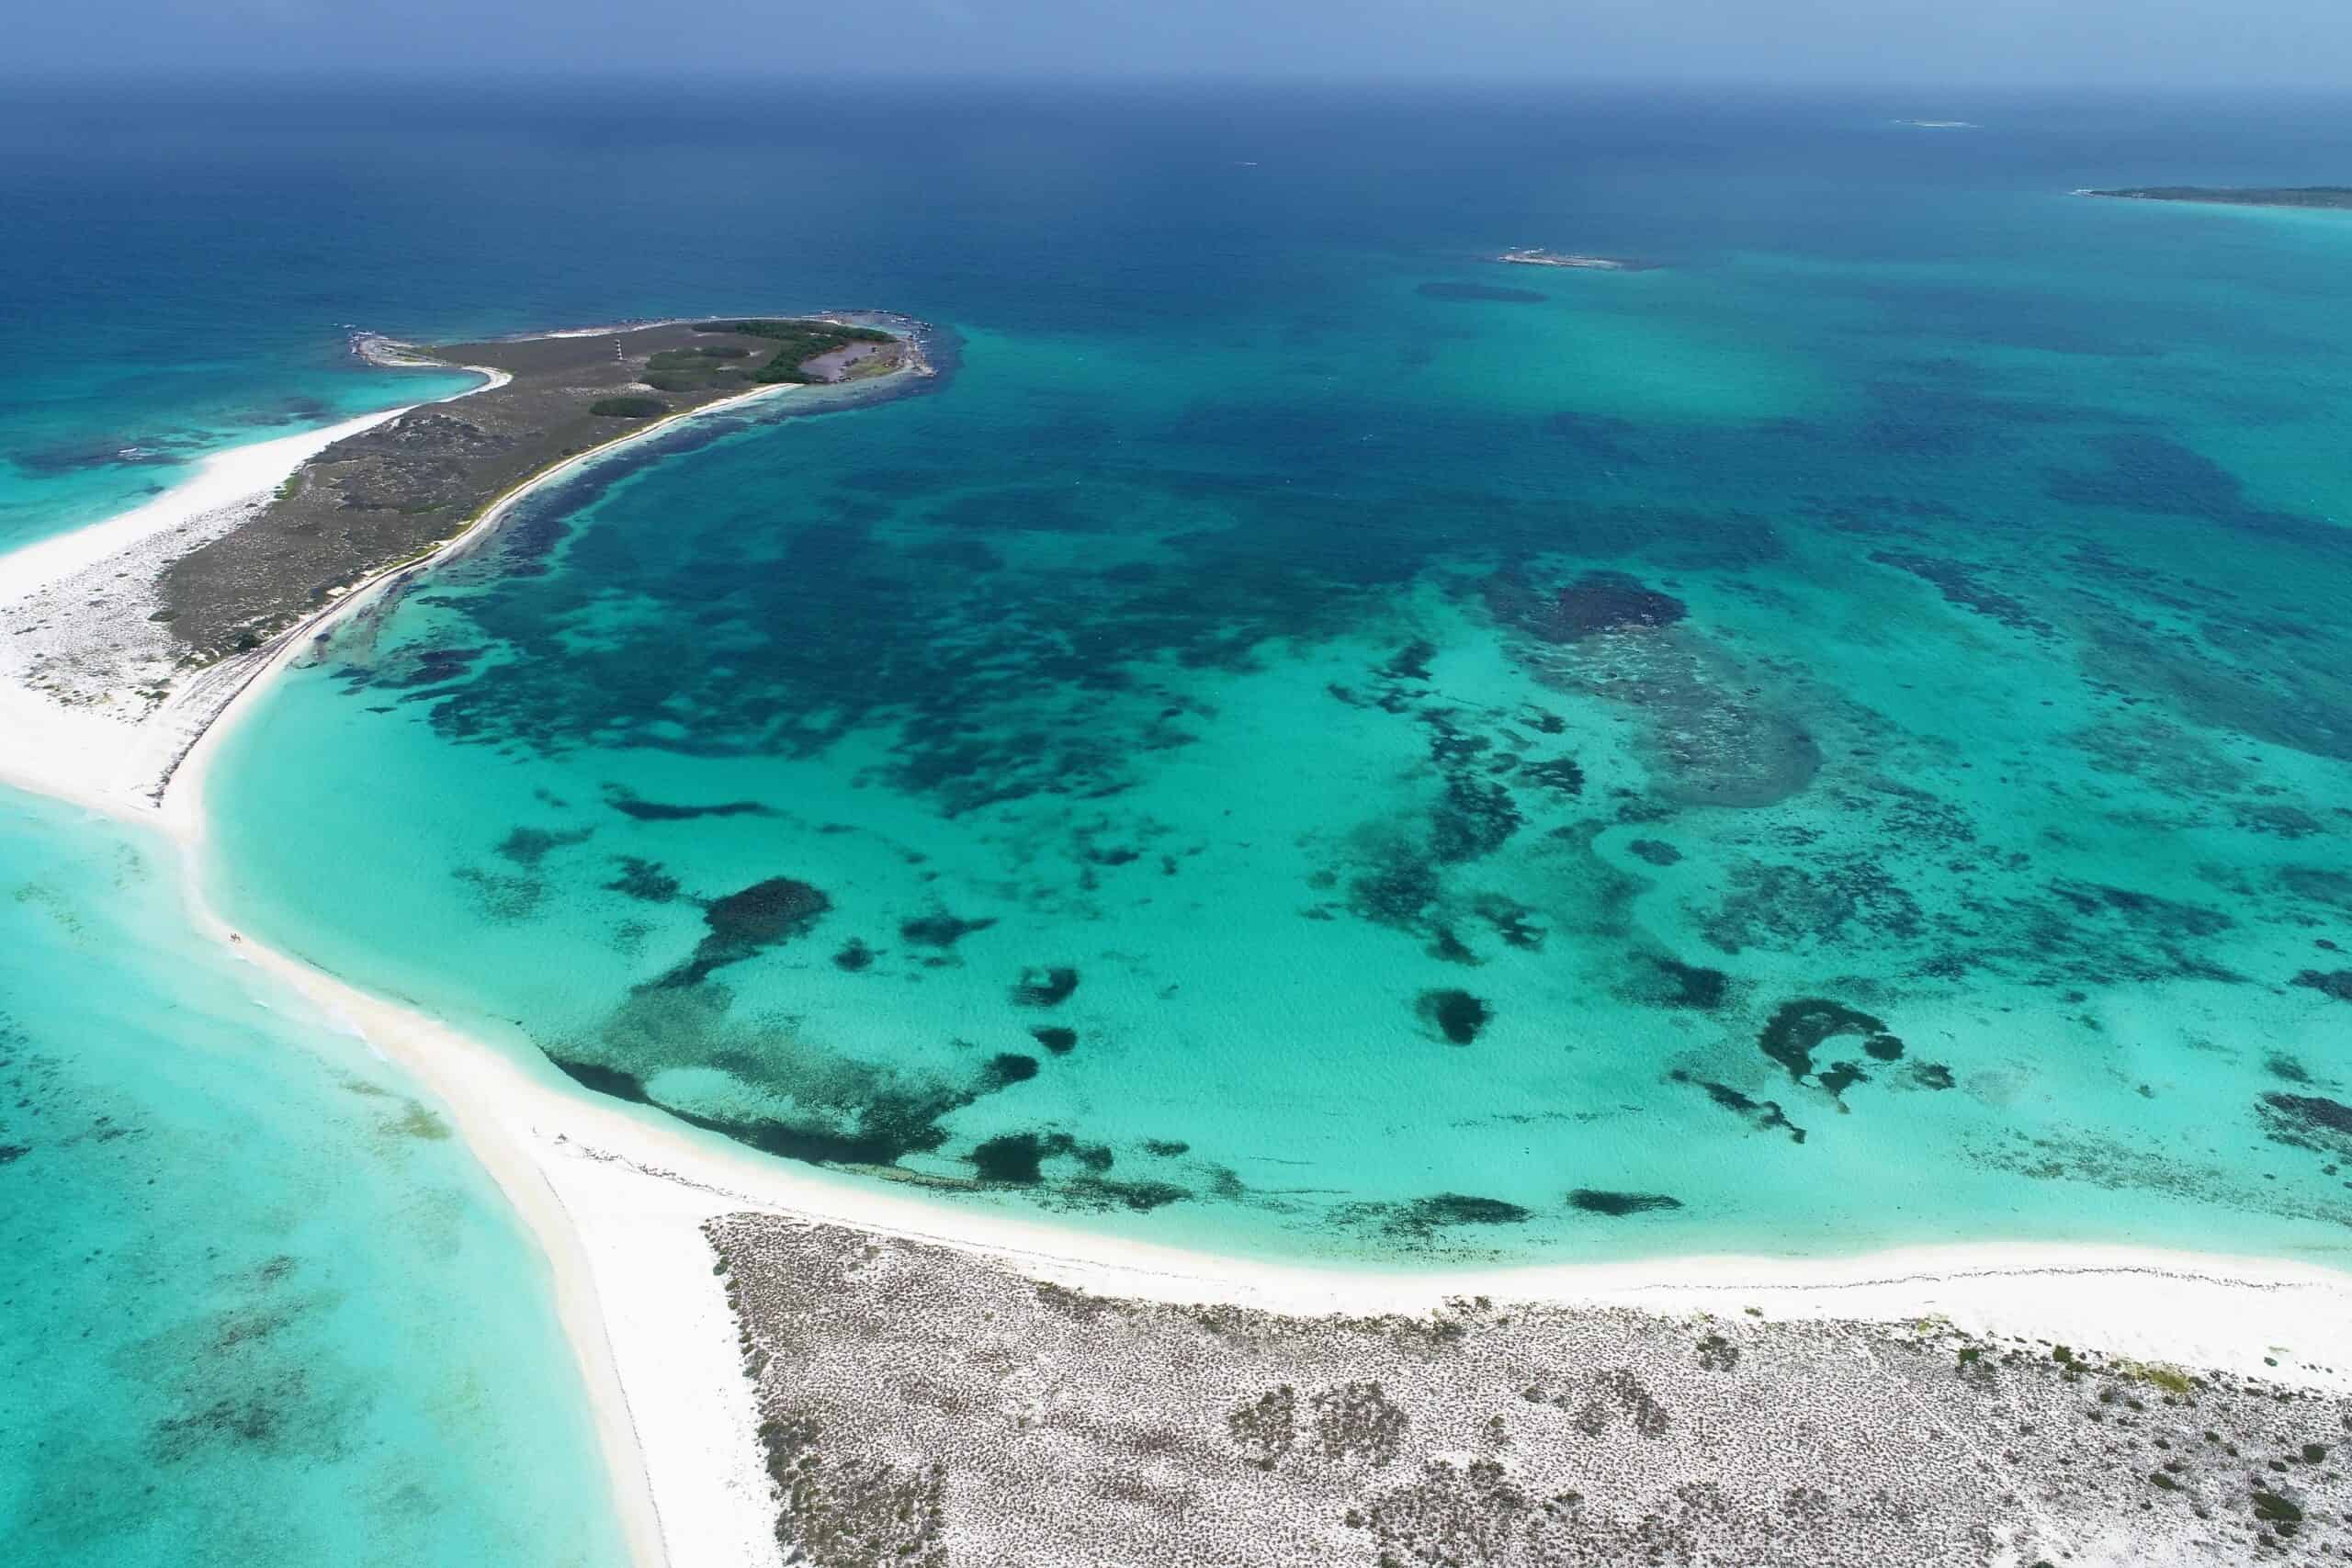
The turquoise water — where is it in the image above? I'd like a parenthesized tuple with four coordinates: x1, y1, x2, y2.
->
(0, 787, 630, 1564)
(8, 85, 2352, 1276)
(181, 91, 2352, 1266)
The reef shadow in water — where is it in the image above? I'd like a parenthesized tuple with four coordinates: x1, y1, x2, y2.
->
(1416, 282, 1548, 303)
(650, 876, 831, 987)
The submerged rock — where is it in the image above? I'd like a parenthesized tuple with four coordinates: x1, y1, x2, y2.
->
(651, 875, 831, 987)
(707, 877, 831, 944)
(1416, 988, 1491, 1045)
(1486, 570, 1687, 645)
(1567, 1189, 1684, 1216)
(1757, 998, 1903, 1084)
(2291, 968, 2352, 1003)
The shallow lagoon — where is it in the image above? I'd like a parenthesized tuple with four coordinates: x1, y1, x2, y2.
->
(199, 94, 2352, 1265)
(0, 789, 628, 1567)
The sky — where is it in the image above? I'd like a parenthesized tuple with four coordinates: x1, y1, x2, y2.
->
(13, 0, 2350, 86)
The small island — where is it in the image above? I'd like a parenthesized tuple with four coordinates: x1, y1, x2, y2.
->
(1892, 118, 1976, 130)
(2080, 186, 2352, 210)
(157, 317, 924, 662)
(1497, 248, 1653, 272)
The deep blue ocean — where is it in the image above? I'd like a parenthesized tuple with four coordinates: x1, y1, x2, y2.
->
(9, 80, 2352, 1562)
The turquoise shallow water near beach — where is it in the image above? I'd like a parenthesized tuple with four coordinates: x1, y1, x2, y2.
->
(162, 89, 2352, 1266)
(0, 789, 628, 1565)
(7, 83, 2352, 1297)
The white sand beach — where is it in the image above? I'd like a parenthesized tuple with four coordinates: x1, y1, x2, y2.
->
(5, 356, 2349, 1568)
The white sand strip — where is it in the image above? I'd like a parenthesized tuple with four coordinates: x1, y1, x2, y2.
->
(2, 409, 417, 599)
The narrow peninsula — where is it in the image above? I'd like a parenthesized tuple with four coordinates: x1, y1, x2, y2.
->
(2081, 186, 2352, 210)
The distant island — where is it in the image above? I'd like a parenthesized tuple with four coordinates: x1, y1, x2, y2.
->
(1892, 118, 1977, 130)
(1498, 248, 1654, 272)
(2080, 186, 2352, 210)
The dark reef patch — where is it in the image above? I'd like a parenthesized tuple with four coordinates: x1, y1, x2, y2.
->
(1143, 1139, 1190, 1156)
(1869, 551, 2052, 637)
(1382, 639, 1437, 681)
(1416, 988, 1491, 1044)
(707, 877, 831, 942)
(982, 1053, 1040, 1088)
(1402, 1193, 1532, 1228)
(495, 825, 592, 867)
(969, 1131, 1117, 1184)
(1430, 774, 1522, 863)
(2051, 881, 2233, 941)
(1635, 956, 1729, 1010)
(1758, 998, 1904, 1084)
(1041, 1176, 1191, 1213)
(552, 1056, 653, 1102)
(1349, 856, 1440, 932)
(603, 786, 776, 821)
(1335, 1192, 1534, 1240)
(1482, 567, 1815, 807)
(831, 939, 876, 972)
(1669, 1069, 1807, 1144)
(1487, 570, 1688, 645)
(1818, 1061, 1871, 1098)
(548, 979, 1044, 1169)
(1700, 860, 1924, 954)
(1472, 894, 1546, 952)
(1029, 1025, 1079, 1055)
(900, 912, 997, 948)
(2258, 1093, 2352, 1159)
(2291, 969, 2352, 1003)
(1416, 281, 1547, 303)
(368, 642, 491, 692)
(652, 876, 831, 987)
(1011, 966, 1080, 1007)
(1626, 838, 1681, 866)
(1517, 757, 1585, 795)
(2046, 433, 2352, 558)
(1567, 1189, 1684, 1216)
(971, 1133, 1049, 1183)
(604, 856, 682, 903)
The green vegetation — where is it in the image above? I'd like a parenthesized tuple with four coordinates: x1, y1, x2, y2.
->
(589, 395, 671, 419)
(2119, 1360, 2198, 1395)
(638, 349, 753, 395)
(698, 317, 896, 384)
(2089, 186, 2352, 209)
